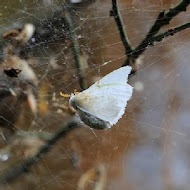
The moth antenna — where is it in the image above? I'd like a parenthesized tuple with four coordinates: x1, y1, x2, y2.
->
(59, 92, 71, 98)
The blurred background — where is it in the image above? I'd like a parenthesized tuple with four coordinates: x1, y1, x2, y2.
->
(0, 0, 190, 189)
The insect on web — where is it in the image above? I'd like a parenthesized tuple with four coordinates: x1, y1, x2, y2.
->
(0, 0, 190, 189)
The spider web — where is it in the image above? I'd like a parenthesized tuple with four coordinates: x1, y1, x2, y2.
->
(0, 0, 190, 190)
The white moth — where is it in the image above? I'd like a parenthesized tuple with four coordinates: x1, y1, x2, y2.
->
(69, 66, 133, 129)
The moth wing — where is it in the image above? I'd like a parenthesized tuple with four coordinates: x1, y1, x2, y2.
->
(74, 66, 133, 126)
(76, 105, 111, 129)
(90, 66, 132, 89)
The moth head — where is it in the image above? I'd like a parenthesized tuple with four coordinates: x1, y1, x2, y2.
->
(69, 93, 77, 110)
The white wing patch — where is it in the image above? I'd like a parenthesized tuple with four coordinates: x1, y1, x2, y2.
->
(89, 66, 132, 88)
(69, 66, 133, 129)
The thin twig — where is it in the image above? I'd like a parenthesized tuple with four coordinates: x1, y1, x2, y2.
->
(123, 0, 190, 66)
(132, 0, 190, 60)
(128, 21, 190, 77)
(64, 11, 86, 90)
(149, 21, 190, 45)
(111, 0, 132, 56)
(0, 118, 81, 185)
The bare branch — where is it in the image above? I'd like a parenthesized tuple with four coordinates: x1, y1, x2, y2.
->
(150, 21, 190, 45)
(111, 0, 132, 56)
(123, 0, 190, 66)
(0, 118, 81, 185)
(64, 11, 86, 90)
(128, 21, 190, 77)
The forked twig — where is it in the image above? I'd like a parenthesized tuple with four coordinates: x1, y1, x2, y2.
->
(111, 0, 190, 66)
(127, 0, 190, 64)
